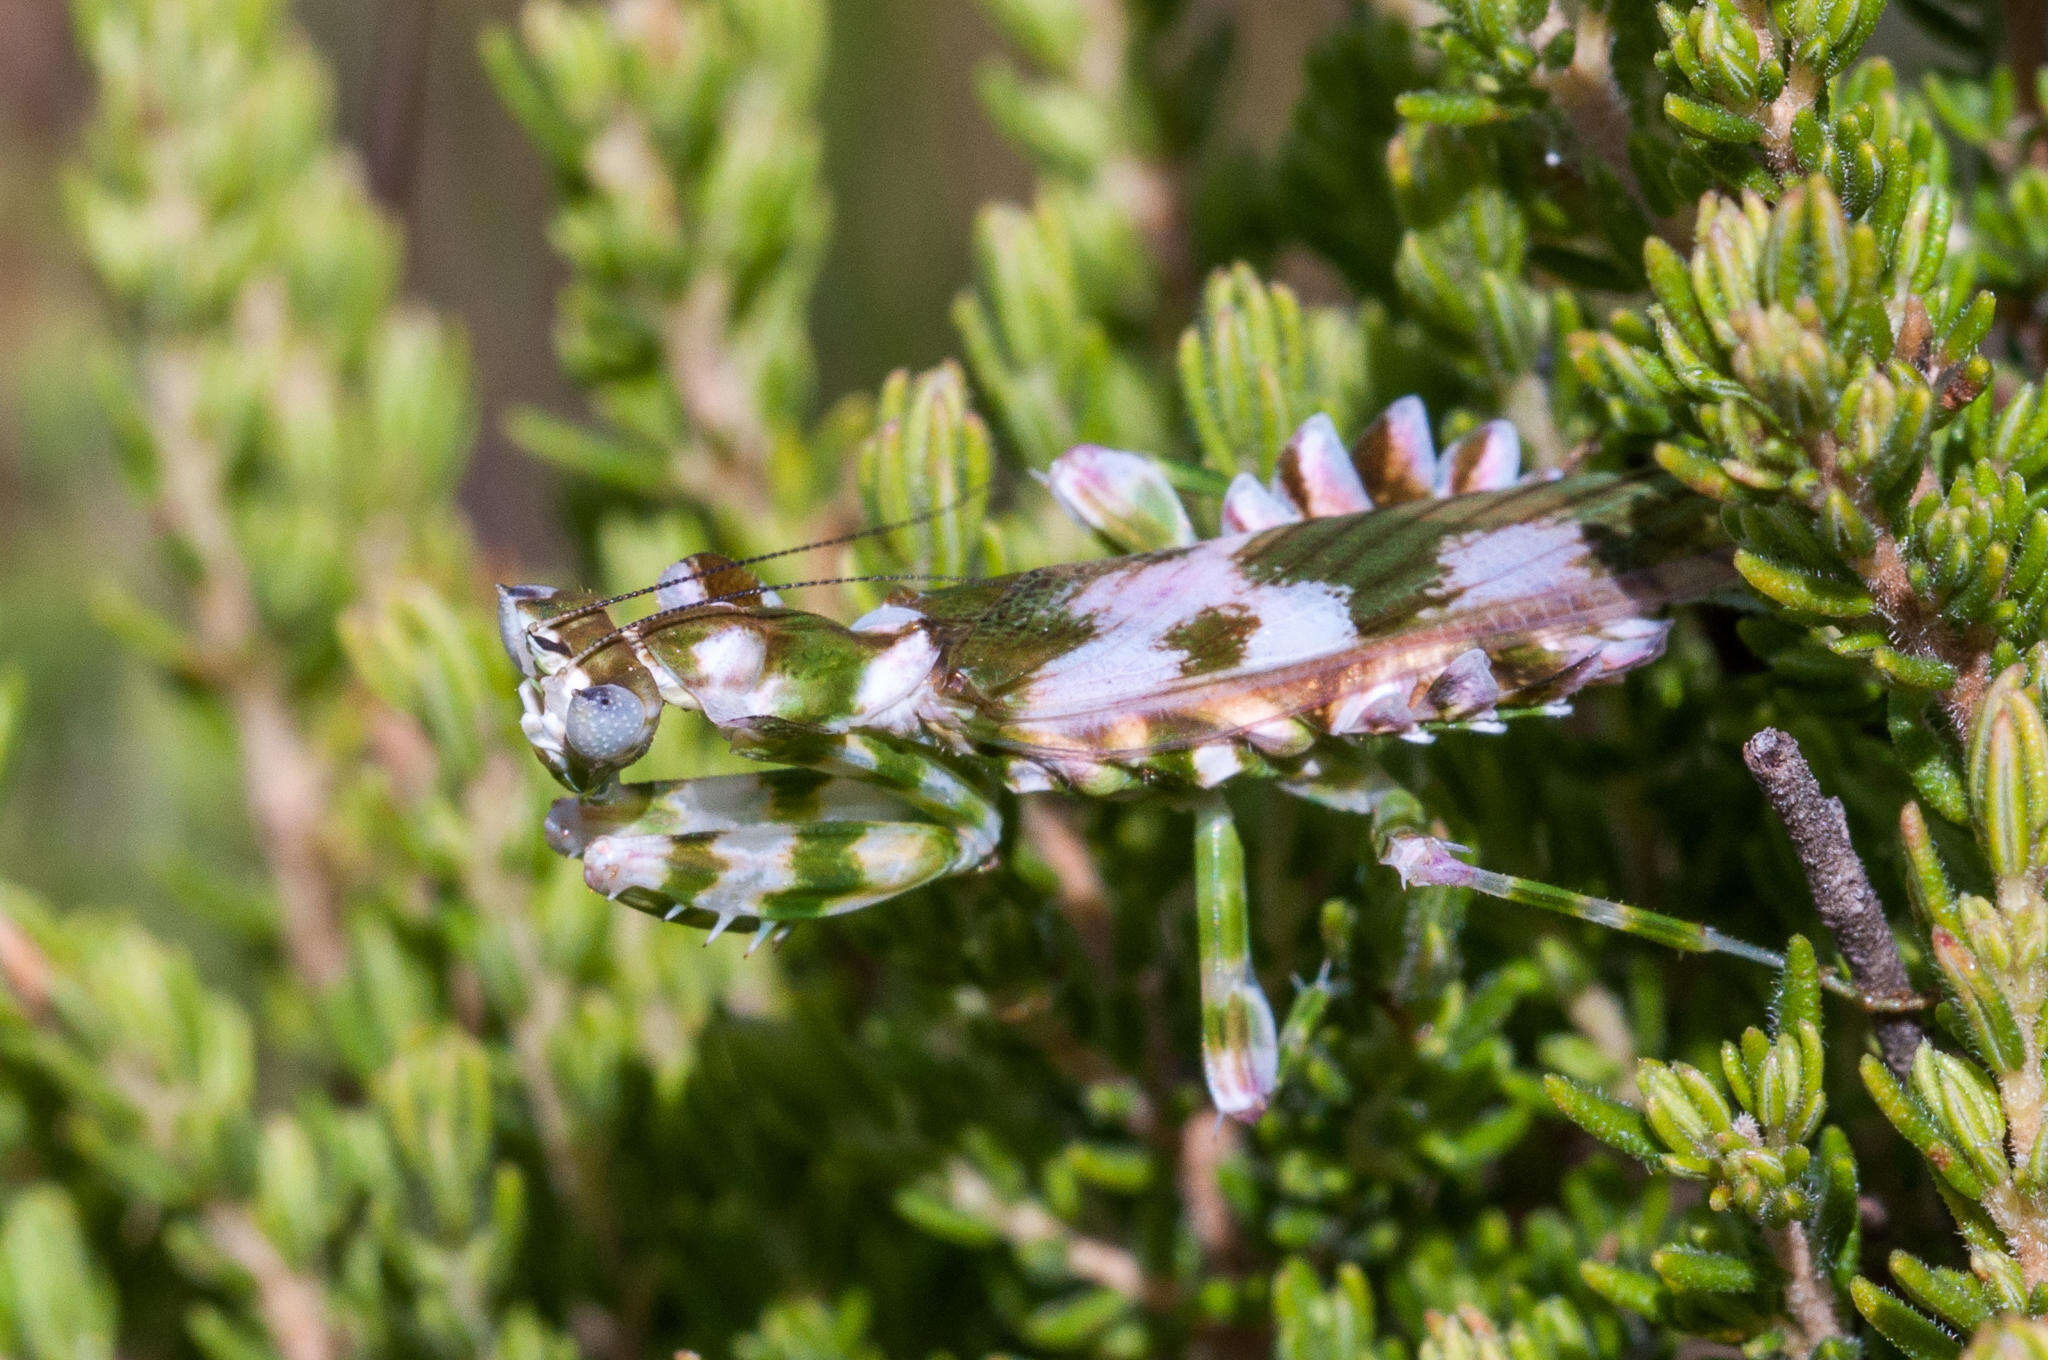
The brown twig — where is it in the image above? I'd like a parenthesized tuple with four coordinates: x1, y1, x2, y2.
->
(1177, 1116, 1239, 1263)
(0, 909, 52, 1022)
(365, 0, 436, 214)
(943, 1160, 1171, 1308)
(1075, 0, 1197, 325)
(1858, 532, 1992, 737)
(0, 917, 337, 1357)
(149, 349, 349, 988)
(204, 1205, 342, 1360)
(1718, 0, 1819, 177)
(1530, 4, 1667, 234)
(1742, 728, 1923, 1075)
(1019, 800, 1116, 979)
(2012, 0, 2048, 118)
(1179, 1115, 1267, 1360)
(1772, 316, 1990, 735)
(456, 753, 649, 1360)
(1767, 1220, 1847, 1358)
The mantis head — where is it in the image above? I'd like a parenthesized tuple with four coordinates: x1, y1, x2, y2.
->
(497, 582, 662, 797)
(498, 549, 916, 796)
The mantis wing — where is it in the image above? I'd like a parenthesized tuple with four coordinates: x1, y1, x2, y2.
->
(914, 474, 1732, 760)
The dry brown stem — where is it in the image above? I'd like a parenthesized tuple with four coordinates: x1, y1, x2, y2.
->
(944, 1160, 1168, 1306)
(456, 752, 648, 1360)
(150, 350, 348, 988)
(204, 1204, 343, 1360)
(1767, 1221, 1846, 1357)
(1020, 800, 1116, 978)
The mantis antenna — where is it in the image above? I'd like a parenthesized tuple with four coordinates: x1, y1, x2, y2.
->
(563, 571, 975, 671)
(532, 485, 992, 634)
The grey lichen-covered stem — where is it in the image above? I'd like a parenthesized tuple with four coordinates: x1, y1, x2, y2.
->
(1741, 728, 1922, 1073)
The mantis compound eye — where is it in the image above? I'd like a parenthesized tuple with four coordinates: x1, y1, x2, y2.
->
(496, 584, 559, 677)
(565, 684, 656, 769)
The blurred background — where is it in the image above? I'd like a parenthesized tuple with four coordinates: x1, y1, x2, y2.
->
(0, 5, 1987, 1355)
(0, 0, 1350, 909)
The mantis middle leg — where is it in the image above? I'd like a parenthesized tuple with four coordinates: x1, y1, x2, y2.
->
(1192, 795, 1280, 1121)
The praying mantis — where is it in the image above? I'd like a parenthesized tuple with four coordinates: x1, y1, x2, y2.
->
(499, 396, 1748, 1119)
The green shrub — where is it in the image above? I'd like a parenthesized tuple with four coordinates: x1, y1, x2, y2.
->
(16, 0, 2048, 1356)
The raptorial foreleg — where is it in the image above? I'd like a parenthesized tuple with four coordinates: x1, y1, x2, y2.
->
(548, 729, 1002, 942)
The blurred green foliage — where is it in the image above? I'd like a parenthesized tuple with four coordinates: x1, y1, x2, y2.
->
(16, 0, 2048, 1357)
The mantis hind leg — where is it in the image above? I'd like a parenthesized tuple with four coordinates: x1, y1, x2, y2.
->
(549, 728, 1002, 942)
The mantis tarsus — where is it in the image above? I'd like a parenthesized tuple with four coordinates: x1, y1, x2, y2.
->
(500, 397, 1764, 1119)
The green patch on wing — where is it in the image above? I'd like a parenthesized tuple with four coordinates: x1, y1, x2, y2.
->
(1164, 605, 1258, 677)
(915, 568, 1105, 700)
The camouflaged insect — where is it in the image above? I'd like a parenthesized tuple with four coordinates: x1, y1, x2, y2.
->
(499, 397, 1735, 1119)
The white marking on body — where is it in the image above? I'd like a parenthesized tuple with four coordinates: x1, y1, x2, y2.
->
(637, 776, 896, 835)
(850, 627, 941, 732)
(656, 782, 747, 833)
(1003, 760, 1057, 794)
(1359, 395, 1438, 503)
(518, 679, 557, 756)
(1041, 754, 1131, 795)
(1593, 617, 1671, 672)
(1192, 743, 1244, 787)
(851, 603, 926, 633)
(656, 558, 784, 611)
(1426, 647, 1501, 717)
(631, 636, 691, 707)
(1017, 543, 1357, 714)
(1430, 521, 1590, 611)
(1244, 718, 1314, 757)
(583, 835, 681, 900)
(689, 627, 767, 724)
(530, 668, 596, 758)
(852, 823, 958, 884)
(1043, 445, 1197, 548)
(1440, 420, 1522, 495)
